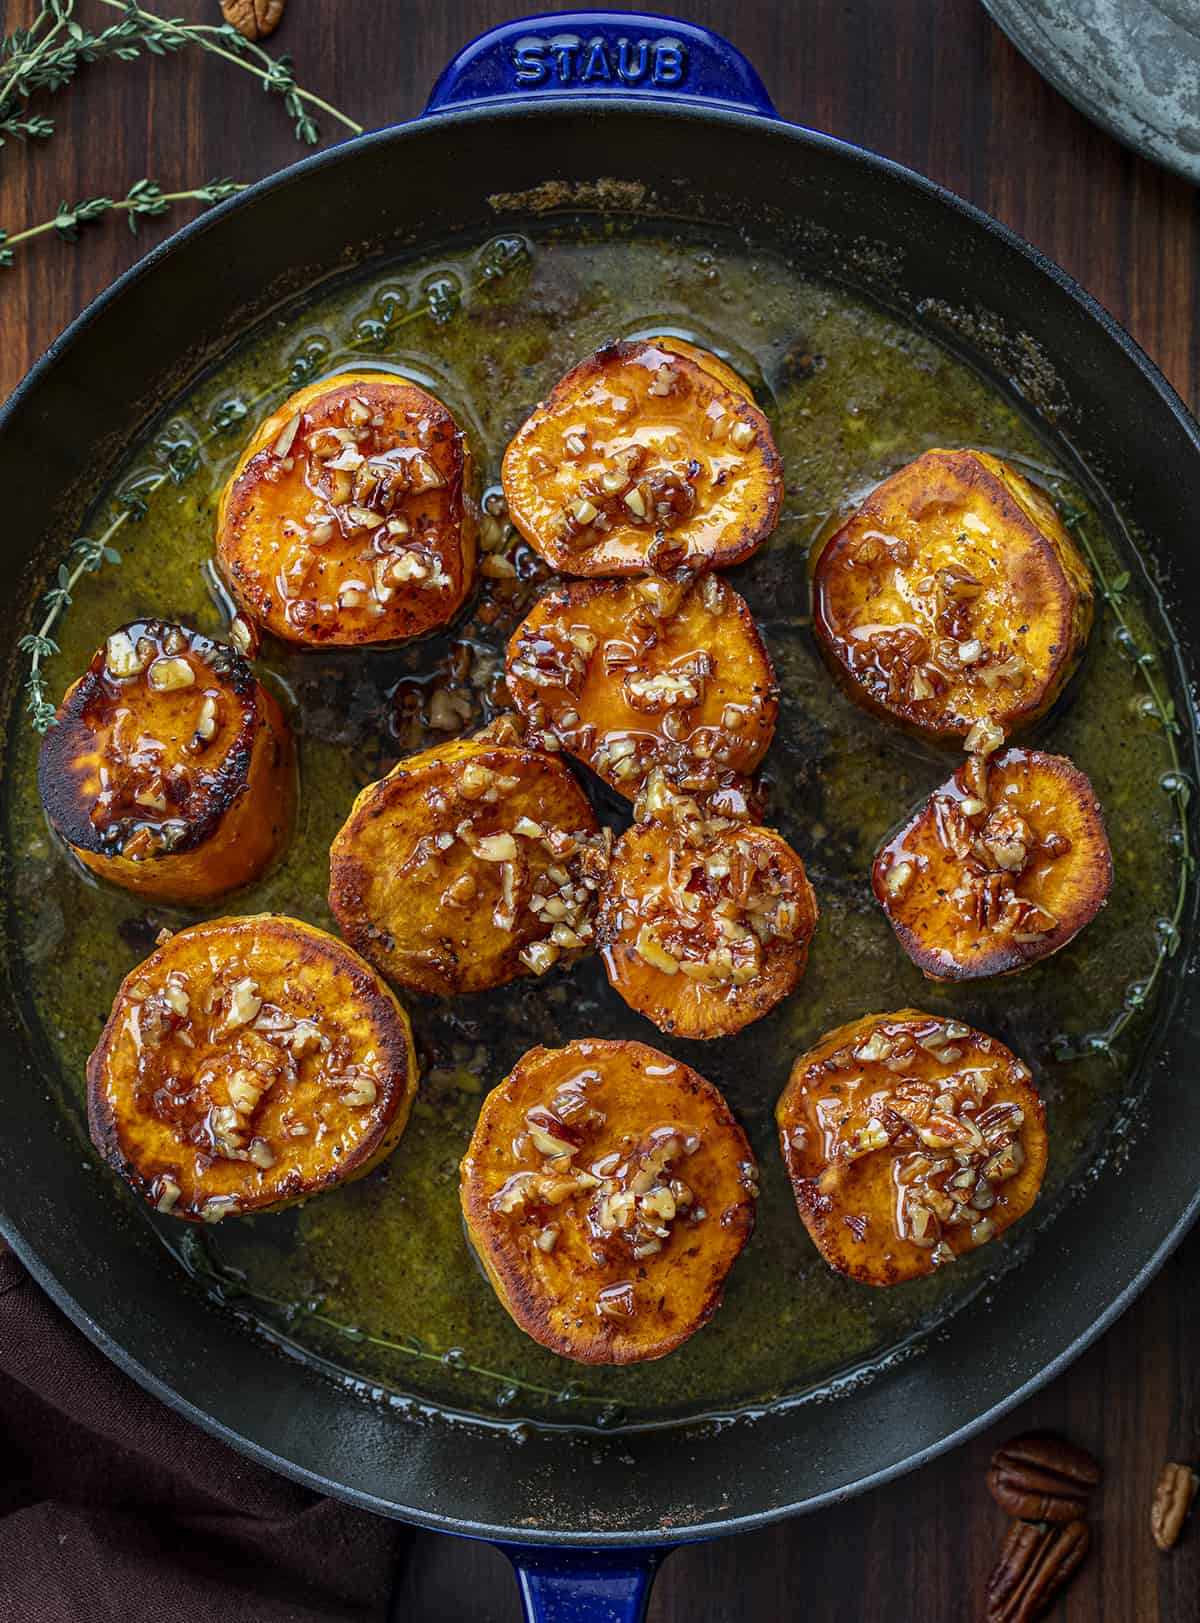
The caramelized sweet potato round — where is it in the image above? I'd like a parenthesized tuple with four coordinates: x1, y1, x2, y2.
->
(505, 571, 778, 802)
(873, 746, 1112, 980)
(776, 1009, 1047, 1285)
(812, 449, 1093, 741)
(88, 914, 418, 1223)
(501, 338, 783, 576)
(216, 371, 476, 645)
(329, 736, 608, 996)
(38, 620, 294, 904)
(596, 787, 818, 1039)
(460, 1038, 757, 1364)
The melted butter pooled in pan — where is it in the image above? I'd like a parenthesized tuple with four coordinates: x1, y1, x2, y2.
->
(7, 225, 1179, 1427)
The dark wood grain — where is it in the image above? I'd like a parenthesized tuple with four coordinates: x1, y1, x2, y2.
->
(3, 2, 1199, 1618)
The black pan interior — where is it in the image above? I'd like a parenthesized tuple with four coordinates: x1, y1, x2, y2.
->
(0, 102, 1197, 1544)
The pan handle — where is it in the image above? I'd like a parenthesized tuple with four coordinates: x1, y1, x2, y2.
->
(499, 1543, 668, 1623)
(423, 13, 776, 118)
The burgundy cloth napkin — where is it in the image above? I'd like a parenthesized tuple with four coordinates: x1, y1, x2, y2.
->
(0, 1246, 406, 1623)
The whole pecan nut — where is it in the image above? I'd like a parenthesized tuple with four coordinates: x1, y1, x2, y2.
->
(987, 1430, 1100, 1522)
(986, 1519, 1090, 1623)
(220, 0, 286, 41)
(1151, 1461, 1199, 1551)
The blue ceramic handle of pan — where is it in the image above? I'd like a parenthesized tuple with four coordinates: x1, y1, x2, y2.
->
(499, 1544, 668, 1623)
(424, 11, 777, 117)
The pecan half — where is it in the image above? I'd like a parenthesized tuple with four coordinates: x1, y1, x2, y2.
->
(988, 1431, 1100, 1522)
(985, 1519, 1089, 1622)
(1151, 1461, 1199, 1551)
(220, 0, 286, 41)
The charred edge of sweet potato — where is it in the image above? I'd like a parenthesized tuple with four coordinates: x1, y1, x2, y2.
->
(475, 1224, 752, 1365)
(599, 939, 814, 1041)
(327, 835, 437, 991)
(651, 335, 755, 399)
(86, 915, 417, 1215)
(38, 627, 264, 857)
(460, 1180, 752, 1365)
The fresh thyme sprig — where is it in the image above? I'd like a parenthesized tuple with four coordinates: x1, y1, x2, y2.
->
(178, 1231, 618, 1419)
(1, 112, 54, 142)
(93, 0, 363, 144)
(20, 534, 122, 729)
(0, 0, 185, 150)
(1053, 509, 1193, 1062)
(1, 0, 362, 151)
(20, 521, 138, 731)
(0, 177, 244, 265)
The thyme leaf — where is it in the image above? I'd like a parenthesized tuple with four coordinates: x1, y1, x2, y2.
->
(1, 177, 246, 266)
(1055, 512, 1193, 1062)
(0, 0, 361, 155)
(96, 1, 362, 143)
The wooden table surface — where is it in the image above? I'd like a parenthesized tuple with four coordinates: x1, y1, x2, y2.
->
(3, 1, 1199, 1618)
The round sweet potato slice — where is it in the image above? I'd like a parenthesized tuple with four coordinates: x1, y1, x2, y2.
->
(776, 1009, 1047, 1285)
(501, 337, 783, 576)
(812, 449, 1093, 742)
(216, 371, 476, 645)
(596, 792, 818, 1039)
(87, 914, 418, 1223)
(460, 1037, 757, 1364)
(872, 746, 1112, 980)
(505, 571, 778, 802)
(38, 620, 294, 905)
(328, 736, 608, 996)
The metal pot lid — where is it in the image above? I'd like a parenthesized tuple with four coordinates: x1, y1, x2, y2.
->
(983, 0, 1200, 185)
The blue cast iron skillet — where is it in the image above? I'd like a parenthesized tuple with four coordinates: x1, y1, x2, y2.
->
(1, 14, 1198, 1620)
